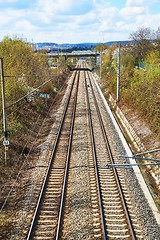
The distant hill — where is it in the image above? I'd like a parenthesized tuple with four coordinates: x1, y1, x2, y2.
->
(36, 40, 131, 52)
(105, 40, 130, 46)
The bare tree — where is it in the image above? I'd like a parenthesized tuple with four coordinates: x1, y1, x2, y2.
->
(155, 27, 160, 50)
(130, 27, 154, 60)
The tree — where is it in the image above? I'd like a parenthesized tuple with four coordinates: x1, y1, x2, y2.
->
(0, 37, 54, 101)
(155, 27, 160, 50)
(0, 36, 55, 140)
(145, 50, 160, 65)
(94, 44, 108, 53)
(130, 27, 154, 60)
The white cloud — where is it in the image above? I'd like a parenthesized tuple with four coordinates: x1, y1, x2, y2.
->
(37, 0, 70, 15)
(0, 13, 11, 25)
(136, 13, 160, 28)
(125, 0, 147, 7)
(14, 20, 36, 32)
(93, 1, 120, 31)
(0, 9, 26, 27)
(36, 0, 93, 17)
(120, 0, 148, 19)
(0, 0, 159, 43)
(120, 6, 147, 18)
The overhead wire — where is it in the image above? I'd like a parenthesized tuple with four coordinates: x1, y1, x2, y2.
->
(6, 78, 55, 109)
(0, 77, 57, 138)
(1, 73, 57, 107)
(0, 79, 66, 211)
(0, 100, 48, 195)
(0, 84, 52, 192)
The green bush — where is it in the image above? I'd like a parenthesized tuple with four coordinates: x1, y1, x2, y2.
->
(101, 45, 160, 137)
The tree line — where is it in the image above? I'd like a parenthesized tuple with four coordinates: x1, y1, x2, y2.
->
(0, 37, 64, 165)
(96, 27, 160, 137)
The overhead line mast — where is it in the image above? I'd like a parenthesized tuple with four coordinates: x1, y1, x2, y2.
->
(0, 58, 9, 165)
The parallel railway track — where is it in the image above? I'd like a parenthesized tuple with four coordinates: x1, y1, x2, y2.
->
(27, 69, 79, 239)
(85, 69, 143, 239)
(26, 61, 146, 239)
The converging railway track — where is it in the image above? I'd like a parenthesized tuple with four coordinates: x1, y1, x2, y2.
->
(26, 61, 159, 239)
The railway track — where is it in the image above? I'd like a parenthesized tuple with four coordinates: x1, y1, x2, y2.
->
(26, 61, 152, 239)
(27, 69, 80, 239)
(84, 69, 143, 239)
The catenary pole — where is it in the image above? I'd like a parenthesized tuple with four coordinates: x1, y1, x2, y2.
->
(0, 58, 9, 165)
(100, 51, 102, 80)
(116, 44, 120, 102)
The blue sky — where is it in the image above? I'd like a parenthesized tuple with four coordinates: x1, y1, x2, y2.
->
(0, 0, 159, 43)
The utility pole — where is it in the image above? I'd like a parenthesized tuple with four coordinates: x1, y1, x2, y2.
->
(0, 58, 9, 165)
(100, 51, 102, 80)
(65, 55, 67, 73)
(116, 44, 121, 102)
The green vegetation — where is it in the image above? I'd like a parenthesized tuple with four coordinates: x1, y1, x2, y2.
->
(0, 37, 67, 138)
(96, 27, 160, 209)
(98, 27, 160, 138)
(0, 37, 68, 237)
(0, 37, 67, 165)
(0, 37, 54, 155)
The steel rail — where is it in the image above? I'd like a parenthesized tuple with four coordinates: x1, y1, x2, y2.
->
(84, 71, 107, 240)
(26, 70, 78, 240)
(55, 71, 80, 239)
(87, 70, 137, 240)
